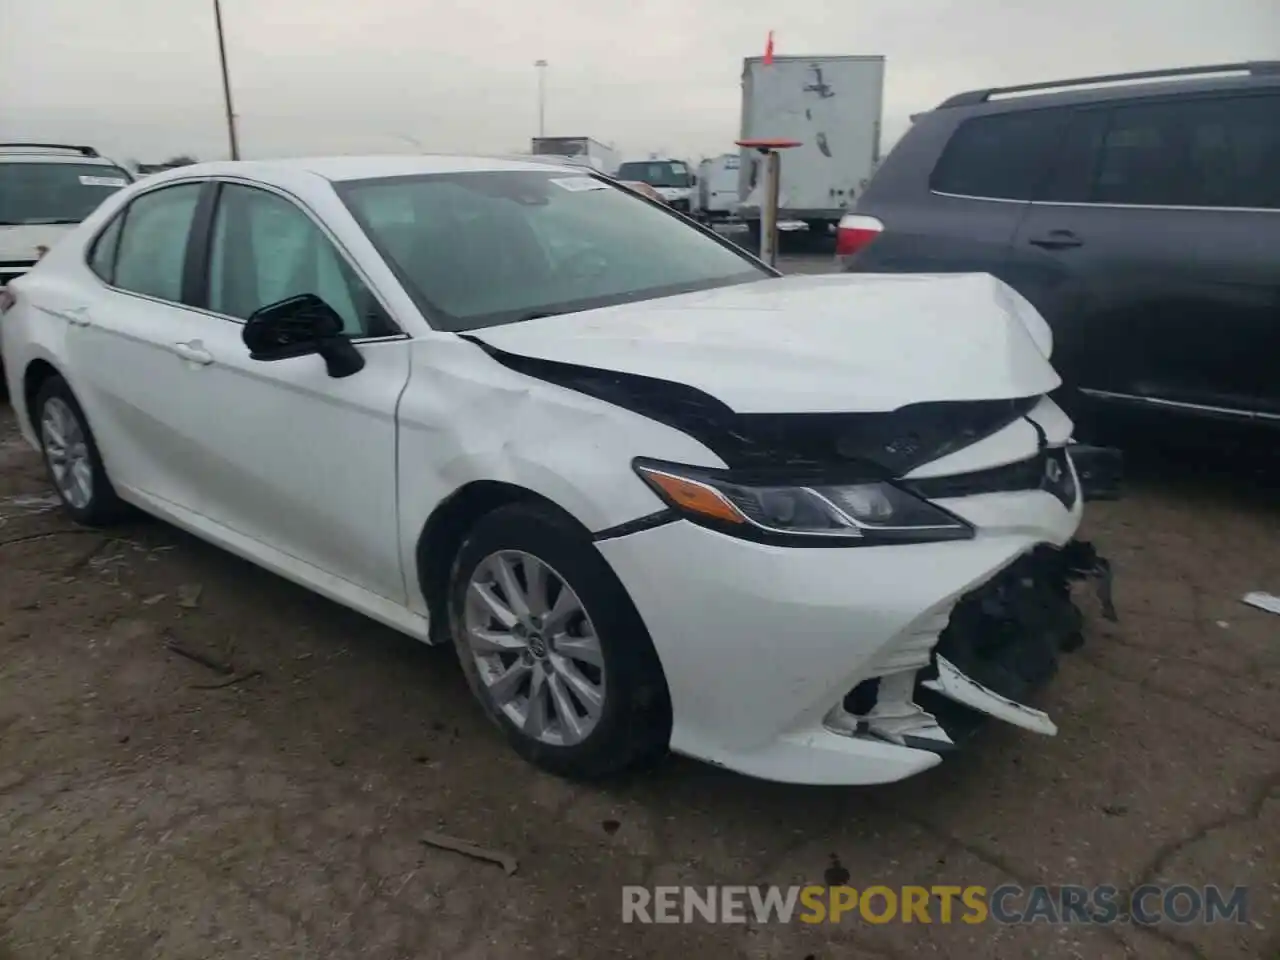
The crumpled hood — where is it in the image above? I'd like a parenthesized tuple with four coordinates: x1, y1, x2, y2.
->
(472, 272, 1059, 414)
(0, 224, 76, 263)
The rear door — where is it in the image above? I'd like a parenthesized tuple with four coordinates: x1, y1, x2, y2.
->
(1012, 90, 1280, 417)
(64, 180, 211, 500)
(851, 107, 1070, 277)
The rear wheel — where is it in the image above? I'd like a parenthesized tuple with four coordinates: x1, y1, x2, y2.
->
(35, 375, 127, 526)
(448, 503, 671, 780)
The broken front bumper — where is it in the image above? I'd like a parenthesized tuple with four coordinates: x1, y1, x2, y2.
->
(596, 468, 1114, 786)
(844, 540, 1115, 751)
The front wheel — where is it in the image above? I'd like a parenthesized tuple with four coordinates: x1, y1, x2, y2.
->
(35, 375, 128, 526)
(448, 503, 671, 780)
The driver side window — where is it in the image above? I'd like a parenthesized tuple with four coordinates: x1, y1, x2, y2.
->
(206, 184, 393, 336)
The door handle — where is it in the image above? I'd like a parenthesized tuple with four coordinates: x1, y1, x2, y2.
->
(64, 305, 92, 327)
(170, 340, 214, 365)
(1027, 230, 1083, 250)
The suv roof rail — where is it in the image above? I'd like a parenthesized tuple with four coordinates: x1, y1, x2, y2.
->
(0, 142, 100, 158)
(937, 61, 1280, 108)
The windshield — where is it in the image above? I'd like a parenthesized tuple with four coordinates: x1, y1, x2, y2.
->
(0, 162, 130, 225)
(337, 170, 767, 331)
(615, 161, 692, 188)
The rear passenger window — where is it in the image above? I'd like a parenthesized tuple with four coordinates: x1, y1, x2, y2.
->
(88, 213, 124, 283)
(929, 109, 1069, 200)
(1086, 94, 1280, 209)
(113, 183, 202, 302)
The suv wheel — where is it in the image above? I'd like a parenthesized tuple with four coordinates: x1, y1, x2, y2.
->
(448, 503, 671, 780)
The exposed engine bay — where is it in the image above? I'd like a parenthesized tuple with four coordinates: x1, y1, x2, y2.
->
(464, 338, 1044, 476)
(836, 540, 1116, 751)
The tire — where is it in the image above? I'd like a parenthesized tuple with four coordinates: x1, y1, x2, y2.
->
(447, 502, 671, 780)
(34, 375, 128, 526)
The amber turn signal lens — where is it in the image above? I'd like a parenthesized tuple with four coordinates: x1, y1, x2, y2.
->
(637, 469, 747, 525)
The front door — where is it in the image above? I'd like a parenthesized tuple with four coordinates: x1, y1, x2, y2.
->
(148, 181, 412, 604)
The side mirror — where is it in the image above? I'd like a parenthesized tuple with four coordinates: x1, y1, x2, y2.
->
(242, 293, 365, 379)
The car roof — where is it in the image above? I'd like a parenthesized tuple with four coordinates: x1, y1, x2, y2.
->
(932, 62, 1280, 115)
(0, 152, 122, 166)
(139, 154, 587, 188)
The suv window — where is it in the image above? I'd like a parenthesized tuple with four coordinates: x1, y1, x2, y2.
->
(929, 109, 1069, 200)
(0, 162, 130, 226)
(207, 184, 391, 336)
(112, 183, 202, 301)
(616, 161, 692, 188)
(1086, 94, 1280, 209)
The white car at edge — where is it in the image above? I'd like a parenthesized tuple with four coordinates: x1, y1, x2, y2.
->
(0, 155, 1113, 786)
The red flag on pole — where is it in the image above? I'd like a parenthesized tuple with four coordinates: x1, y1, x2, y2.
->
(764, 30, 775, 65)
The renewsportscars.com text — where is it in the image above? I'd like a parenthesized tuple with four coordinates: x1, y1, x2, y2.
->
(621, 884, 1250, 926)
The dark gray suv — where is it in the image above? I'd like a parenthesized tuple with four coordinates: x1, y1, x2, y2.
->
(838, 62, 1280, 431)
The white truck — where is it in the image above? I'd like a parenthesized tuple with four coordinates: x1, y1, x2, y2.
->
(529, 137, 620, 175)
(737, 54, 885, 238)
(693, 154, 741, 222)
(614, 158, 696, 214)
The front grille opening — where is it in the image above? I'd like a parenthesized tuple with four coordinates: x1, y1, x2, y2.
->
(903, 447, 1076, 506)
(843, 677, 880, 716)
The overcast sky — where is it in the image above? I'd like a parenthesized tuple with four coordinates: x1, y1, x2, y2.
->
(2, 0, 1277, 165)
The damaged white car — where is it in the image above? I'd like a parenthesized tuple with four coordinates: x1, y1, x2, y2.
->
(0, 156, 1121, 785)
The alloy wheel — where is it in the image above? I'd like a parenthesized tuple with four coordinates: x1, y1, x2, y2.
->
(463, 550, 606, 746)
(41, 397, 93, 510)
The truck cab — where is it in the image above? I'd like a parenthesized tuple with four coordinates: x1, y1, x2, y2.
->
(614, 159, 696, 213)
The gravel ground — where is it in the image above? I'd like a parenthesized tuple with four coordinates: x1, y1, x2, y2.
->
(1, 255, 1277, 959)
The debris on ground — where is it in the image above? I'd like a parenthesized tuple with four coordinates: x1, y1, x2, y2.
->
(0, 529, 102, 549)
(190, 669, 263, 691)
(164, 637, 234, 675)
(420, 831, 518, 875)
(176, 584, 203, 609)
(1241, 591, 1280, 616)
(0, 493, 62, 522)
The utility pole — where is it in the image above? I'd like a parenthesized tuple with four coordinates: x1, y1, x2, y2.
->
(212, 0, 240, 159)
(535, 59, 548, 137)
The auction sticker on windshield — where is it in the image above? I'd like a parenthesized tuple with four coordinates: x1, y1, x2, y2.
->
(549, 177, 608, 192)
(78, 176, 128, 187)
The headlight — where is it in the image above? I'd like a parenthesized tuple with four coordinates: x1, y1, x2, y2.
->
(633, 459, 973, 546)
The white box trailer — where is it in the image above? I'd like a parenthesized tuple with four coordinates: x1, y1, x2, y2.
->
(737, 55, 885, 234)
(529, 136, 620, 175)
(693, 153, 742, 221)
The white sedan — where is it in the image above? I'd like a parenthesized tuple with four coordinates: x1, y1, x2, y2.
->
(0, 155, 1113, 785)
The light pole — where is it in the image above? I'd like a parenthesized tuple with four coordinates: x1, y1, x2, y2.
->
(534, 59, 548, 137)
(212, 0, 240, 159)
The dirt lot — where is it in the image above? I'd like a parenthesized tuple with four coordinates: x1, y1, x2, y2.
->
(2, 287, 1278, 958)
